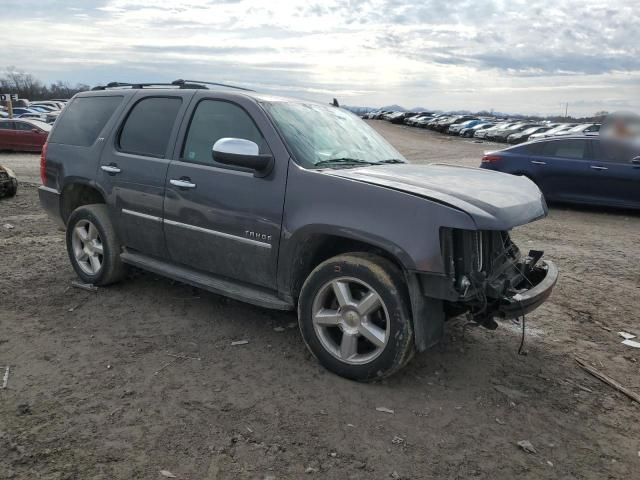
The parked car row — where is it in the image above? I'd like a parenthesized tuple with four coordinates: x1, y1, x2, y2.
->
(364, 109, 601, 145)
(0, 99, 68, 124)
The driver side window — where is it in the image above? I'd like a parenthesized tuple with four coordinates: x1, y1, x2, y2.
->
(182, 100, 269, 166)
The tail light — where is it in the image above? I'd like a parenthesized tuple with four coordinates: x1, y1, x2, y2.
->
(481, 154, 502, 163)
(40, 142, 48, 184)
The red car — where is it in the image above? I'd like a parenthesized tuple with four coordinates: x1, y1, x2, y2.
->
(0, 118, 51, 152)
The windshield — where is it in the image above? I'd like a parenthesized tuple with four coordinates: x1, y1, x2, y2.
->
(263, 102, 406, 169)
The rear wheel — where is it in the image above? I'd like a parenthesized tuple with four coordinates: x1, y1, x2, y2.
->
(66, 204, 126, 286)
(298, 253, 414, 381)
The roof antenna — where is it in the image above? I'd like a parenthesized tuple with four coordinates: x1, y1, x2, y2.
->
(332, 98, 340, 107)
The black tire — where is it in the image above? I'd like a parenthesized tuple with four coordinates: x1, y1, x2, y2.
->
(65, 204, 126, 286)
(298, 253, 414, 381)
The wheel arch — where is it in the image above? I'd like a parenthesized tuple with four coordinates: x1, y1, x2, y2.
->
(60, 180, 107, 224)
(282, 229, 412, 303)
(281, 229, 444, 352)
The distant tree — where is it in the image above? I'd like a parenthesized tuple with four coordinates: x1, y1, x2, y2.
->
(0, 66, 89, 101)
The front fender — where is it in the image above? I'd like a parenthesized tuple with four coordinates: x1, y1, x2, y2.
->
(277, 163, 477, 296)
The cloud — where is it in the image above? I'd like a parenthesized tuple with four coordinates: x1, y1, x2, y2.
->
(0, 0, 637, 115)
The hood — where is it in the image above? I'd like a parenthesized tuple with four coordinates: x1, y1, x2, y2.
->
(326, 163, 547, 230)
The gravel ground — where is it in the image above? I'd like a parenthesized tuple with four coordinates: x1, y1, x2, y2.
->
(0, 152, 42, 184)
(1, 123, 639, 479)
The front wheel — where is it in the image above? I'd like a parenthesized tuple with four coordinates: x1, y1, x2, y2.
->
(298, 253, 414, 381)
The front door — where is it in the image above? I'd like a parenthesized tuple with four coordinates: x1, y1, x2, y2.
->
(163, 95, 287, 289)
(13, 121, 42, 151)
(98, 92, 194, 258)
(589, 139, 640, 207)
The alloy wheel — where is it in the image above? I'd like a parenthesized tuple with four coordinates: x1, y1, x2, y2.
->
(311, 277, 390, 365)
(71, 219, 104, 275)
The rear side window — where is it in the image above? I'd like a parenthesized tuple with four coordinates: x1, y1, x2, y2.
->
(118, 97, 182, 158)
(542, 139, 588, 159)
(49, 96, 122, 146)
(15, 122, 33, 131)
(0, 122, 13, 130)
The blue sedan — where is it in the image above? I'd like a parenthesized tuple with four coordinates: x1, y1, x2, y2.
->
(480, 136, 640, 209)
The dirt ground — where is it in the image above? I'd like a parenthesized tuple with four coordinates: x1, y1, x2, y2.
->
(1, 122, 639, 479)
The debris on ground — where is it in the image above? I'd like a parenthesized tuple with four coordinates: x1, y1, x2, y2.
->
(0, 165, 18, 198)
(494, 385, 529, 401)
(2, 366, 9, 389)
(618, 331, 636, 340)
(231, 340, 249, 346)
(160, 470, 177, 478)
(376, 406, 395, 414)
(621, 339, 640, 349)
(517, 440, 537, 454)
(495, 418, 505, 425)
(71, 281, 99, 292)
(287, 322, 297, 329)
(166, 353, 201, 361)
(3, 223, 14, 229)
(16, 403, 31, 416)
(575, 357, 640, 404)
(273, 327, 285, 332)
(392, 435, 405, 445)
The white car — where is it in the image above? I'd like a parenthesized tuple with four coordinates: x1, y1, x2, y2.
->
(554, 123, 600, 136)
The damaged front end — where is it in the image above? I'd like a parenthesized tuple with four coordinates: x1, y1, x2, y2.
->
(431, 228, 558, 328)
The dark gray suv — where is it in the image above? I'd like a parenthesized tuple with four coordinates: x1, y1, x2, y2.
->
(38, 80, 558, 381)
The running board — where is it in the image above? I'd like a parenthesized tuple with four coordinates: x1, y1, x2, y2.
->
(120, 251, 294, 311)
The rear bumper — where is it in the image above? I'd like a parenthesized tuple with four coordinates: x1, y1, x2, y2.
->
(38, 185, 65, 228)
(496, 260, 558, 319)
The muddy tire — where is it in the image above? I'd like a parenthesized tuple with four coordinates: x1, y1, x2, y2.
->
(298, 252, 414, 381)
(66, 204, 126, 286)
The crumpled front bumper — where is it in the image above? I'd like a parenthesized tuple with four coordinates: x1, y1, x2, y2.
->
(495, 260, 558, 319)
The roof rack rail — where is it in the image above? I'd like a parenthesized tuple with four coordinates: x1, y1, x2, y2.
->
(91, 80, 254, 92)
(172, 79, 255, 92)
(91, 82, 184, 91)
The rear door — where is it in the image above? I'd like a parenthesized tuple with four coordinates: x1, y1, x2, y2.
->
(99, 91, 195, 258)
(162, 93, 288, 289)
(529, 138, 592, 201)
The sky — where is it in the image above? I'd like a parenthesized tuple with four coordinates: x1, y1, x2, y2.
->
(0, 0, 638, 116)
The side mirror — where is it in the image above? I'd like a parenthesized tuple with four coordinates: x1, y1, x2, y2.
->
(212, 138, 273, 177)
(631, 156, 640, 165)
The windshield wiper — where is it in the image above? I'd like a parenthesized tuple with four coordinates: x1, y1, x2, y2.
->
(314, 158, 378, 168)
(314, 157, 406, 168)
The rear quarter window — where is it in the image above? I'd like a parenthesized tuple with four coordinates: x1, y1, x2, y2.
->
(49, 96, 123, 147)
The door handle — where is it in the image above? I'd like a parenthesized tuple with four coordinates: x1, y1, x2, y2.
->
(170, 178, 197, 189)
(590, 165, 608, 171)
(101, 165, 121, 174)
(530, 160, 546, 165)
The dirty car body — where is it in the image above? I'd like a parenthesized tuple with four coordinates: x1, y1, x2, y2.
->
(38, 84, 558, 380)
